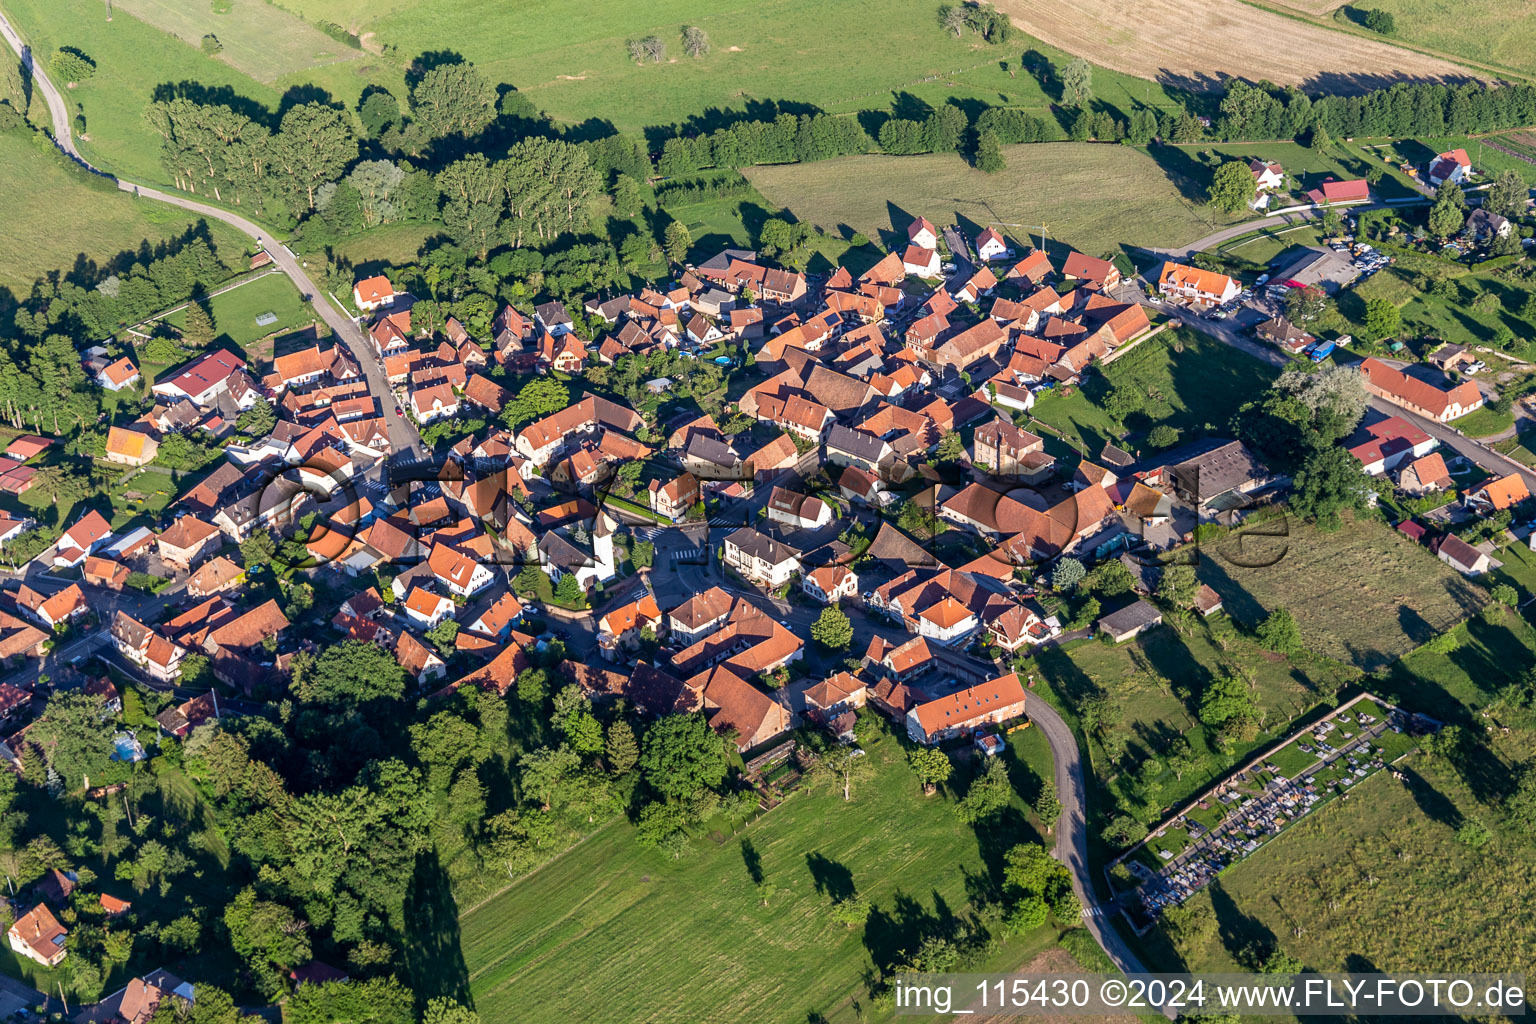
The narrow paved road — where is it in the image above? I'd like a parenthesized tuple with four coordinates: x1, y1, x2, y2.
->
(1025, 696, 1155, 979)
(0, 5, 422, 459)
(1158, 197, 1433, 260)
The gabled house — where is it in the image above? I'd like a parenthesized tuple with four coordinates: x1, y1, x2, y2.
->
(1465, 473, 1530, 514)
(105, 426, 158, 467)
(1158, 262, 1239, 308)
(111, 611, 184, 682)
(802, 564, 857, 604)
(668, 586, 736, 643)
(1435, 534, 1489, 576)
(1360, 358, 1484, 423)
(597, 593, 663, 658)
(766, 487, 833, 530)
(648, 472, 700, 522)
(353, 275, 395, 311)
(7, 904, 66, 966)
(905, 673, 1026, 745)
(1061, 252, 1120, 289)
(723, 528, 801, 587)
(156, 515, 222, 569)
(97, 356, 141, 392)
(1398, 453, 1452, 495)
(1098, 599, 1163, 642)
(1428, 148, 1472, 187)
(902, 245, 941, 279)
(908, 216, 939, 250)
(403, 586, 456, 629)
(54, 510, 112, 568)
(14, 582, 88, 629)
(1249, 159, 1285, 192)
(394, 631, 447, 684)
(976, 227, 1009, 261)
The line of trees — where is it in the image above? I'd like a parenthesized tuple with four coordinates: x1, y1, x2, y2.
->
(1215, 78, 1536, 146)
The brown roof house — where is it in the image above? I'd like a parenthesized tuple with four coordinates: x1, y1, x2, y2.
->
(1435, 534, 1490, 576)
(7, 903, 66, 966)
(156, 515, 223, 570)
(696, 666, 791, 753)
(187, 555, 245, 597)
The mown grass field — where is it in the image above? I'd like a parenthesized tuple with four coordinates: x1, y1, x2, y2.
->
(455, 726, 1057, 1024)
(112, 0, 362, 83)
(1333, 0, 1536, 77)
(1346, 256, 1536, 355)
(1029, 327, 1280, 454)
(287, 0, 1200, 133)
(1200, 515, 1486, 671)
(0, 126, 244, 296)
(4, 0, 402, 185)
(746, 143, 1242, 258)
(162, 272, 315, 349)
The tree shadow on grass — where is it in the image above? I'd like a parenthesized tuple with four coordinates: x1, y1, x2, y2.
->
(1207, 879, 1277, 968)
(403, 849, 471, 1011)
(805, 851, 855, 901)
(1396, 764, 1462, 830)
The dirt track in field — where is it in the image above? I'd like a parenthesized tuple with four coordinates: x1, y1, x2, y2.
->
(993, 0, 1479, 91)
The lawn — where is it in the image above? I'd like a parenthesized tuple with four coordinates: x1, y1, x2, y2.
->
(454, 726, 1056, 1024)
(0, 126, 246, 296)
(330, 222, 448, 273)
(105, 466, 179, 529)
(112, 0, 364, 83)
(1198, 514, 1486, 672)
(162, 273, 315, 350)
(1377, 601, 1536, 716)
(1197, 139, 1420, 201)
(1029, 327, 1279, 454)
(1214, 223, 1327, 268)
(1344, 257, 1536, 354)
(1448, 404, 1515, 439)
(664, 185, 859, 273)
(745, 143, 1245, 259)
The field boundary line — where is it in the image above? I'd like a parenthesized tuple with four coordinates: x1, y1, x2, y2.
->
(1227, 0, 1532, 82)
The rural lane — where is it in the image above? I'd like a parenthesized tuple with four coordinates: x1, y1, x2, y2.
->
(1026, 696, 1157, 980)
(0, 5, 422, 459)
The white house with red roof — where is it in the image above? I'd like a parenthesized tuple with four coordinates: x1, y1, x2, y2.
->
(54, 510, 112, 568)
(905, 673, 1027, 745)
(975, 227, 1009, 262)
(902, 245, 941, 279)
(1249, 159, 1285, 192)
(352, 275, 396, 312)
(151, 349, 246, 406)
(1428, 148, 1472, 188)
(908, 216, 938, 250)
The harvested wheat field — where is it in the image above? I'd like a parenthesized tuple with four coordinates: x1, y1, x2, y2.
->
(992, 0, 1477, 90)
